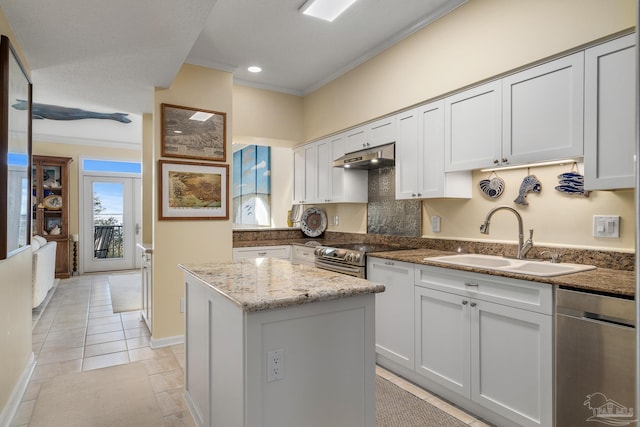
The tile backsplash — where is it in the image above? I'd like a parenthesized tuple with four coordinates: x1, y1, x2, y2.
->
(367, 166, 421, 236)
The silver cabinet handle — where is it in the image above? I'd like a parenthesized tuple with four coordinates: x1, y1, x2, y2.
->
(470, 302, 477, 307)
(384, 261, 395, 266)
(257, 252, 267, 256)
(464, 282, 478, 287)
(462, 300, 469, 305)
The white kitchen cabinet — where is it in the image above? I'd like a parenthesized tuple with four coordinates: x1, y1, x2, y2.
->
(293, 137, 367, 204)
(584, 33, 637, 190)
(414, 266, 552, 427)
(291, 244, 316, 267)
(396, 103, 471, 200)
(444, 80, 502, 171)
(232, 245, 291, 260)
(345, 115, 397, 154)
(292, 144, 317, 204)
(502, 52, 584, 165)
(367, 257, 414, 370)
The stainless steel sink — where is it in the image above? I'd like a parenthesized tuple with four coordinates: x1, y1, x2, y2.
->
(425, 254, 596, 277)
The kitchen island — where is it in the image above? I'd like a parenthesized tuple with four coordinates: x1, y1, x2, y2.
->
(179, 258, 384, 427)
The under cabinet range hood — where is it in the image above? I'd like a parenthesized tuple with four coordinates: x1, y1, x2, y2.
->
(333, 143, 395, 169)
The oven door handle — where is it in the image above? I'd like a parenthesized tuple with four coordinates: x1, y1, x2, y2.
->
(315, 260, 363, 277)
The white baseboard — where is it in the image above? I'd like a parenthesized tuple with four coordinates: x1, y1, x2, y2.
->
(150, 335, 184, 349)
(0, 352, 35, 427)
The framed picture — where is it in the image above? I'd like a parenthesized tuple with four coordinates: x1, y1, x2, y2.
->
(0, 35, 32, 260)
(158, 160, 229, 220)
(161, 103, 226, 162)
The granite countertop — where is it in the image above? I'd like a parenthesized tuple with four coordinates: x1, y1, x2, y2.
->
(233, 239, 332, 248)
(179, 258, 385, 312)
(368, 249, 636, 298)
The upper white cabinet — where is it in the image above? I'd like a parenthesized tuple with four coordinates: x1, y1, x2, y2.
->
(444, 81, 502, 171)
(445, 52, 585, 171)
(293, 136, 367, 205)
(502, 52, 584, 165)
(584, 34, 637, 190)
(292, 144, 317, 204)
(396, 103, 471, 199)
(345, 116, 397, 154)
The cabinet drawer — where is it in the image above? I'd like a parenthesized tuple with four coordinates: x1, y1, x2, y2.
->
(415, 265, 552, 315)
(232, 245, 291, 260)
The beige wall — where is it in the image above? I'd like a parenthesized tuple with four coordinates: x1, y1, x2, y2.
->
(0, 8, 33, 419)
(141, 114, 153, 244)
(303, 0, 636, 141)
(233, 84, 303, 148)
(299, 0, 636, 251)
(152, 64, 233, 340)
(423, 166, 636, 251)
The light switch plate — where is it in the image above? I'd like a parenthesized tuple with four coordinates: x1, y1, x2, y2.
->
(593, 215, 620, 238)
(431, 216, 441, 233)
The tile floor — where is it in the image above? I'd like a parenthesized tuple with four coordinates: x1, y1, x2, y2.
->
(13, 272, 491, 427)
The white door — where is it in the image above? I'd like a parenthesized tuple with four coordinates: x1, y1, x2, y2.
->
(83, 175, 141, 272)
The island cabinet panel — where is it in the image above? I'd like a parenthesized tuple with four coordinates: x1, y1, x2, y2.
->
(182, 263, 378, 427)
(368, 257, 415, 370)
(584, 33, 637, 190)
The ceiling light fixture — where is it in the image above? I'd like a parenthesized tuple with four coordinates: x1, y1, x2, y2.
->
(299, 0, 358, 22)
(248, 66, 262, 73)
(480, 158, 581, 172)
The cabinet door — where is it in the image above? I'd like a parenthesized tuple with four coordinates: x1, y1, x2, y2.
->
(368, 116, 396, 148)
(331, 135, 368, 203)
(470, 299, 552, 427)
(444, 81, 502, 171)
(303, 144, 317, 203)
(584, 34, 636, 190)
(414, 286, 470, 397)
(368, 258, 415, 369)
(395, 108, 419, 200)
(292, 147, 306, 204)
(344, 125, 368, 153)
(502, 52, 584, 166)
(232, 246, 291, 260)
(316, 138, 333, 202)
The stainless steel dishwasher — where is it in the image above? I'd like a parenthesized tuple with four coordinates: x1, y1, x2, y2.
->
(556, 288, 636, 427)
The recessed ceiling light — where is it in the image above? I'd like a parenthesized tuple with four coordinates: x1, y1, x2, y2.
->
(248, 66, 262, 73)
(300, 0, 358, 22)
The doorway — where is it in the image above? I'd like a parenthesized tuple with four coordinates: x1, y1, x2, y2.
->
(80, 159, 141, 273)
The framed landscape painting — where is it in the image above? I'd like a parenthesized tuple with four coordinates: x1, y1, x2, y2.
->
(158, 160, 229, 220)
(161, 103, 226, 162)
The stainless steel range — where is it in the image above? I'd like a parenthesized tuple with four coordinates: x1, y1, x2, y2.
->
(314, 243, 410, 278)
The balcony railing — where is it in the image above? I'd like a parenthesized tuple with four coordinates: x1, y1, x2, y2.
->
(93, 225, 123, 259)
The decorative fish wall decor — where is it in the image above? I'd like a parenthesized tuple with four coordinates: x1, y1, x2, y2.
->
(12, 100, 131, 123)
(514, 174, 541, 205)
(555, 171, 590, 197)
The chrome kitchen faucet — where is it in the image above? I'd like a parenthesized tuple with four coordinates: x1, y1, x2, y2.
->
(480, 206, 533, 259)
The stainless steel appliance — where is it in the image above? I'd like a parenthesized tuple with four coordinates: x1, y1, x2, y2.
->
(333, 143, 395, 169)
(314, 242, 409, 278)
(556, 288, 636, 427)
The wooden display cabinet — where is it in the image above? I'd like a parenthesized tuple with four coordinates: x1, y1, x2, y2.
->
(32, 155, 72, 279)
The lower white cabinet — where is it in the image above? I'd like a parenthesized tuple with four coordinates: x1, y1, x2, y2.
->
(232, 245, 291, 260)
(291, 245, 316, 267)
(414, 266, 553, 427)
(367, 257, 414, 370)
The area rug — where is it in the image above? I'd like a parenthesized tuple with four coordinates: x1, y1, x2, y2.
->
(29, 363, 164, 427)
(108, 272, 141, 313)
(376, 375, 468, 427)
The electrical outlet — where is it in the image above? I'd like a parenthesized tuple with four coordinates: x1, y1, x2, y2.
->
(267, 349, 284, 382)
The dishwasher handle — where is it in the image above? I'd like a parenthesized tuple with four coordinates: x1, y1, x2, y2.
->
(556, 288, 635, 326)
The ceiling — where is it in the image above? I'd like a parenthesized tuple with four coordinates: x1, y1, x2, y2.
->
(0, 0, 465, 116)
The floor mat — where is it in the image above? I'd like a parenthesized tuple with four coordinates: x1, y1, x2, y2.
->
(108, 272, 141, 313)
(376, 375, 468, 427)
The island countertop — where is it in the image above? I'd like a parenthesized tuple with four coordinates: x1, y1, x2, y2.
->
(179, 258, 385, 312)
